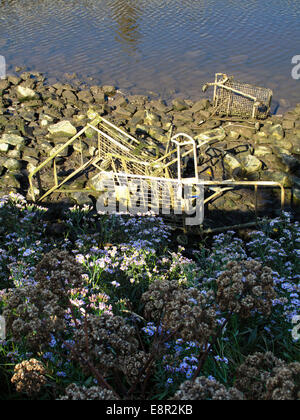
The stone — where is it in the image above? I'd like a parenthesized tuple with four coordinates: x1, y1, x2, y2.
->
(269, 124, 284, 140)
(73, 140, 88, 154)
(0, 79, 10, 94)
(277, 153, 300, 173)
(0, 133, 25, 146)
(172, 98, 188, 111)
(62, 90, 78, 104)
(227, 126, 254, 139)
(262, 170, 292, 187)
(282, 120, 294, 130)
(7, 150, 21, 159)
(71, 192, 93, 206)
(292, 188, 300, 207)
(144, 111, 160, 125)
(0, 143, 9, 152)
(48, 121, 77, 138)
(240, 155, 262, 174)
(291, 138, 300, 155)
(49, 143, 70, 158)
(195, 127, 226, 143)
(16, 86, 37, 100)
(148, 127, 167, 143)
(190, 99, 210, 113)
(77, 90, 94, 103)
(223, 153, 242, 177)
(254, 146, 272, 157)
(3, 158, 22, 171)
(102, 85, 116, 96)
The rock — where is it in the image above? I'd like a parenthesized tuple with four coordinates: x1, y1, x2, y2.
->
(49, 143, 70, 158)
(253, 131, 269, 144)
(0, 133, 26, 146)
(254, 145, 272, 157)
(102, 85, 116, 96)
(148, 127, 167, 143)
(16, 86, 37, 100)
(291, 138, 300, 155)
(282, 120, 294, 130)
(90, 86, 106, 103)
(7, 150, 21, 159)
(240, 155, 262, 174)
(269, 124, 284, 140)
(227, 126, 254, 139)
(77, 90, 94, 103)
(73, 140, 88, 154)
(292, 189, 300, 210)
(71, 192, 93, 206)
(7, 75, 20, 85)
(62, 90, 78, 104)
(0, 79, 10, 94)
(48, 121, 77, 138)
(262, 170, 292, 187)
(272, 141, 293, 155)
(195, 127, 226, 143)
(277, 153, 300, 173)
(3, 158, 22, 171)
(144, 111, 160, 125)
(223, 153, 242, 177)
(190, 99, 210, 113)
(172, 98, 188, 111)
(0, 143, 9, 152)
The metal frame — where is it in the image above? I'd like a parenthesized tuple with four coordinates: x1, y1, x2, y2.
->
(203, 73, 273, 119)
(28, 114, 285, 229)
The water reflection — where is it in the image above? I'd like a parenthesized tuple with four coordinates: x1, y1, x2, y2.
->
(109, 1, 142, 54)
(0, 0, 299, 111)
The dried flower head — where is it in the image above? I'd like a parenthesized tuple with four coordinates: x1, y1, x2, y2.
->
(71, 313, 139, 374)
(234, 352, 285, 400)
(119, 350, 151, 384)
(3, 285, 66, 350)
(216, 260, 276, 318)
(265, 362, 300, 400)
(142, 279, 217, 343)
(171, 376, 244, 400)
(35, 249, 84, 301)
(58, 383, 119, 400)
(11, 359, 46, 395)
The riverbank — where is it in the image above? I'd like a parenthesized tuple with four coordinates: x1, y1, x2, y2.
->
(0, 69, 300, 228)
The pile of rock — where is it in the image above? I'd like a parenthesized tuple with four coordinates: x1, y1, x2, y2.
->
(0, 70, 300, 213)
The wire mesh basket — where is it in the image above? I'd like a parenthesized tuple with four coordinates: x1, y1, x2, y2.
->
(203, 73, 273, 119)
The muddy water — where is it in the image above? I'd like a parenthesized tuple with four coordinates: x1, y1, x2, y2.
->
(0, 0, 300, 113)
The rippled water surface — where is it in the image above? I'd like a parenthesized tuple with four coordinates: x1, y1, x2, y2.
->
(1, 0, 300, 112)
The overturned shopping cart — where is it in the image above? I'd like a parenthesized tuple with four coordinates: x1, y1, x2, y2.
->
(202, 73, 273, 120)
(28, 114, 285, 229)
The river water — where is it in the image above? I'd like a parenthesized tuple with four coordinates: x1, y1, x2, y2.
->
(0, 0, 299, 113)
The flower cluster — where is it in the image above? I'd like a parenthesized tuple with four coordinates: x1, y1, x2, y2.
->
(142, 279, 217, 343)
(11, 359, 47, 395)
(171, 376, 244, 400)
(71, 313, 139, 375)
(57, 383, 119, 400)
(216, 259, 276, 318)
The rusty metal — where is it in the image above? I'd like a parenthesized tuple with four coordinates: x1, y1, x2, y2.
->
(203, 73, 273, 119)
